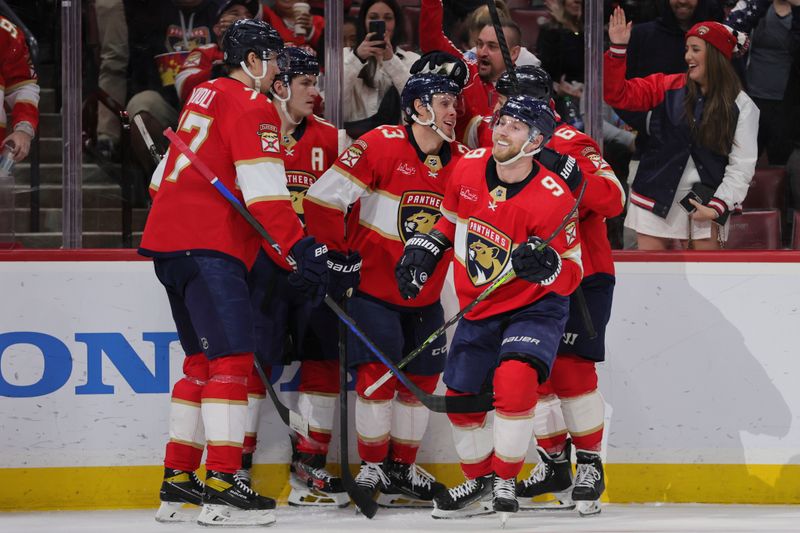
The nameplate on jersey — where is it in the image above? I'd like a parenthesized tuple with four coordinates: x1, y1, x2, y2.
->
(466, 219, 511, 287)
(398, 191, 443, 243)
(338, 139, 367, 169)
(258, 123, 280, 154)
(286, 171, 317, 218)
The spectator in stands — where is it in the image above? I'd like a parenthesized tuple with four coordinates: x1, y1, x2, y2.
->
(95, 0, 129, 160)
(343, 16, 358, 49)
(175, 0, 260, 103)
(0, 14, 39, 163)
(605, 8, 758, 250)
(420, 0, 522, 139)
(261, 0, 325, 50)
(462, 2, 541, 67)
(342, 0, 418, 136)
(125, 0, 218, 173)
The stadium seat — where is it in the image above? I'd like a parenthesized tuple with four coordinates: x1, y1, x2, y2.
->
(741, 166, 786, 211)
(401, 6, 420, 51)
(725, 209, 782, 249)
(509, 9, 551, 52)
(792, 211, 800, 250)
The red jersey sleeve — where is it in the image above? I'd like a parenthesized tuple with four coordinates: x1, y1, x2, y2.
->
(603, 49, 684, 112)
(175, 45, 220, 103)
(0, 16, 39, 140)
(535, 175, 583, 297)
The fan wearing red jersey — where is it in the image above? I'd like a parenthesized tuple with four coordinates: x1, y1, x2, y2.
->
(304, 72, 469, 508)
(397, 96, 583, 520)
(242, 46, 351, 507)
(0, 15, 39, 162)
(139, 20, 328, 527)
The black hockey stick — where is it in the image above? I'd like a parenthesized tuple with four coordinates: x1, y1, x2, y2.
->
(338, 307, 379, 518)
(486, 0, 517, 88)
(365, 179, 589, 397)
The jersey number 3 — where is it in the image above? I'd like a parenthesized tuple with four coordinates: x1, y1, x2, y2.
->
(165, 111, 214, 182)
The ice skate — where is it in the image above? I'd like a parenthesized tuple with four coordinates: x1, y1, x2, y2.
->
(492, 474, 518, 526)
(572, 450, 605, 517)
(431, 474, 494, 519)
(197, 470, 276, 527)
(354, 461, 390, 499)
(516, 444, 575, 511)
(377, 460, 446, 507)
(288, 452, 349, 507)
(154, 467, 205, 523)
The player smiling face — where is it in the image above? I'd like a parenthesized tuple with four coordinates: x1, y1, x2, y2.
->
(415, 93, 459, 140)
(491, 114, 540, 163)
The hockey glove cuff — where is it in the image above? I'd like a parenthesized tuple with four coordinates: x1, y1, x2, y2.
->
(288, 236, 329, 307)
(539, 147, 583, 191)
(511, 236, 562, 286)
(327, 250, 362, 301)
(395, 229, 451, 300)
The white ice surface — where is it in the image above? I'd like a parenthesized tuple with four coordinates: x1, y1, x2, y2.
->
(1, 504, 799, 533)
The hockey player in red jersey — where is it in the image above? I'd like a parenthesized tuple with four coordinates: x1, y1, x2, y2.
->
(139, 20, 329, 527)
(243, 46, 353, 507)
(396, 96, 583, 519)
(304, 72, 470, 509)
(0, 15, 39, 162)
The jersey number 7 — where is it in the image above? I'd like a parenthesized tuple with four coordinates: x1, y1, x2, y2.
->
(165, 111, 214, 183)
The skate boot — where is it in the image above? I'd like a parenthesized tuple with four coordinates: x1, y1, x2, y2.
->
(378, 460, 446, 507)
(197, 470, 277, 526)
(431, 474, 494, 519)
(493, 475, 518, 526)
(516, 444, 575, 510)
(572, 450, 605, 516)
(354, 461, 390, 499)
(289, 451, 349, 507)
(155, 467, 205, 522)
(235, 452, 253, 487)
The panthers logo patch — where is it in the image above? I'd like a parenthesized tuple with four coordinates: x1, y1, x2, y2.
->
(398, 191, 443, 243)
(339, 140, 367, 168)
(258, 123, 280, 154)
(466, 219, 511, 287)
(286, 171, 316, 220)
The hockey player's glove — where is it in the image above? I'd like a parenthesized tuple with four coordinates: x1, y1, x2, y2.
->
(288, 236, 329, 306)
(326, 250, 362, 301)
(395, 230, 451, 300)
(511, 236, 562, 286)
(538, 147, 583, 191)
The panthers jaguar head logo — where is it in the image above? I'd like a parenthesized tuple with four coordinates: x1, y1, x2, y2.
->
(404, 210, 441, 236)
(466, 219, 511, 286)
(398, 191, 444, 242)
(290, 188, 307, 215)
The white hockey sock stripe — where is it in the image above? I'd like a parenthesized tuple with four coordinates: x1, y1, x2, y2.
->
(494, 412, 536, 462)
(390, 397, 430, 444)
(245, 395, 264, 436)
(533, 394, 567, 439)
(561, 390, 605, 436)
(298, 392, 337, 434)
(201, 399, 248, 445)
(356, 396, 392, 442)
(169, 400, 205, 447)
(451, 421, 493, 464)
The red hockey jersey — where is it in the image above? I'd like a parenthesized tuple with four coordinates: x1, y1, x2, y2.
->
(140, 77, 304, 269)
(304, 124, 468, 307)
(0, 16, 39, 142)
(433, 150, 583, 321)
(175, 43, 223, 103)
(463, 117, 624, 277)
(262, 7, 325, 49)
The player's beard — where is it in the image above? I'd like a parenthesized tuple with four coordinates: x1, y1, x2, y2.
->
(492, 139, 521, 163)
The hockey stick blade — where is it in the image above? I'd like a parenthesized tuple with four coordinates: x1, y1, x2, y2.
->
(325, 296, 493, 413)
(338, 312, 378, 518)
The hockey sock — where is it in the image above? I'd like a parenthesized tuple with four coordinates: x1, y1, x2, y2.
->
(551, 355, 604, 452)
(492, 359, 539, 480)
(201, 353, 252, 473)
(296, 360, 339, 455)
(355, 363, 393, 463)
(243, 364, 266, 460)
(447, 389, 493, 479)
(532, 380, 569, 455)
(165, 353, 208, 472)
(389, 374, 438, 464)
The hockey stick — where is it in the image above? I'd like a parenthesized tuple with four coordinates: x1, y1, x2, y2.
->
(365, 179, 589, 397)
(338, 304, 379, 518)
(133, 114, 164, 164)
(163, 128, 309, 436)
(486, 0, 517, 89)
(163, 128, 493, 414)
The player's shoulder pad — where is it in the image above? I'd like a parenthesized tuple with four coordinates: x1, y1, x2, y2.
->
(312, 114, 337, 131)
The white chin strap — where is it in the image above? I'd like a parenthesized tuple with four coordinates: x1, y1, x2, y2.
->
(412, 103, 455, 143)
(495, 130, 543, 166)
(273, 83, 302, 126)
(240, 58, 268, 93)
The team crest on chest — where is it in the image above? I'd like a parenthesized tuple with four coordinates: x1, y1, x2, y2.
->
(398, 191, 443, 243)
(466, 219, 511, 287)
(286, 171, 316, 218)
(258, 123, 280, 154)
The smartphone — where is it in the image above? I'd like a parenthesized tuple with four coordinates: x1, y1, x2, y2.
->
(678, 190, 701, 214)
(368, 20, 386, 45)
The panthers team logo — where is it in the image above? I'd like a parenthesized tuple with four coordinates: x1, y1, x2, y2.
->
(398, 191, 443, 243)
(286, 171, 316, 219)
(466, 219, 511, 287)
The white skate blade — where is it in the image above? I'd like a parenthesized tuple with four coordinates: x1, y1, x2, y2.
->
(288, 486, 350, 507)
(431, 500, 494, 519)
(576, 499, 602, 516)
(197, 503, 276, 527)
(499, 511, 510, 528)
(154, 501, 200, 523)
(377, 492, 433, 508)
(518, 490, 576, 511)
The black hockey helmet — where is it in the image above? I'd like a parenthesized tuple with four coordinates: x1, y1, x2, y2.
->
(276, 46, 320, 84)
(401, 72, 462, 119)
(409, 51, 470, 89)
(222, 19, 283, 66)
(496, 95, 556, 143)
(496, 66, 553, 102)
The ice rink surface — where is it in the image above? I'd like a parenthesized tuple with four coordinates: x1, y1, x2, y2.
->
(2, 504, 799, 533)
